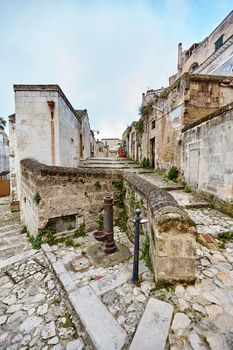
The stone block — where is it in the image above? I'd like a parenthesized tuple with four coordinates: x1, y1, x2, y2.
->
(129, 298, 174, 350)
(69, 286, 127, 350)
(156, 257, 196, 281)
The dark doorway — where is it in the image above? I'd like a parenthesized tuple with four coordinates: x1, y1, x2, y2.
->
(80, 133, 83, 158)
(150, 137, 155, 168)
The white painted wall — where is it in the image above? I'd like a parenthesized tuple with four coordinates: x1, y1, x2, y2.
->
(81, 113, 91, 160)
(58, 95, 80, 167)
(10, 86, 82, 201)
(0, 130, 9, 179)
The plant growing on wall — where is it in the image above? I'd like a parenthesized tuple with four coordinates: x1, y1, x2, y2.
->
(0, 117, 6, 130)
(140, 235, 153, 272)
(97, 215, 104, 230)
(166, 166, 179, 181)
(135, 120, 144, 134)
(94, 180, 101, 189)
(141, 158, 150, 169)
(74, 223, 86, 238)
(139, 100, 154, 118)
(33, 191, 41, 205)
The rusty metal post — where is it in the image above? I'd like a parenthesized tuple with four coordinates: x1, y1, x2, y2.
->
(93, 196, 117, 255)
(103, 196, 117, 254)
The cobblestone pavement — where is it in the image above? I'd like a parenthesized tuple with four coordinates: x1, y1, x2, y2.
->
(186, 208, 233, 236)
(0, 197, 20, 226)
(2, 172, 233, 350)
(0, 200, 92, 350)
(0, 253, 91, 350)
(52, 229, 155, 348)
(164, 241, 233, 350)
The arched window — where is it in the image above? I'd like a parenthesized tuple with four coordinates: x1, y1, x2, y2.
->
(189, 62, 199, 73)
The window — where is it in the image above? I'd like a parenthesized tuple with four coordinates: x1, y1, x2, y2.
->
(151, 120, 155, 129)
(192, 63, 199, 72)
(215, 35, 223, 51)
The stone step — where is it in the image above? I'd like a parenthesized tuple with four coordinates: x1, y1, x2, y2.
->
(0, 228, 21, 238)
(81, 164, 140, 169)
(69, 286, 127, 350)
(168, 190, 209, 209)
(0, 249, 36, 269)
(0, 224, 21, 234)
(89, 261, 147, 296)
(129, 298, 174, 350)
(0, 241, 28, 253)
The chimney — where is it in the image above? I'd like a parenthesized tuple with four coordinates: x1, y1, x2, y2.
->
(177, 43, 183, 76)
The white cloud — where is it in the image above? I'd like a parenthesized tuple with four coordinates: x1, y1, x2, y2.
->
(0, 0, 232, 138)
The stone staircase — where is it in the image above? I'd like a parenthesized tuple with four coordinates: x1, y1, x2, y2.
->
(0, 223, 35, 269)
(80, 157, 141, 169)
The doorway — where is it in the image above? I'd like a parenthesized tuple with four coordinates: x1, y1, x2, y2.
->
(150, 137, 155, 168)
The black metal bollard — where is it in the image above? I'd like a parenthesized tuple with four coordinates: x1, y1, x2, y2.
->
(131, 208, 141, 284)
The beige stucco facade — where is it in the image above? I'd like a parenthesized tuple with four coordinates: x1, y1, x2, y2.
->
(9, 84, 84, 201)
(171, 11, 233, 85)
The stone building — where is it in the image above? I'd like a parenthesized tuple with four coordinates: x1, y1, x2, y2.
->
(122, 12, 233, 201)
(170, 10, 233, 84)
(9, 84, 92, 201)
(101, 138, 121, 157)
(75, 109, 92, 160)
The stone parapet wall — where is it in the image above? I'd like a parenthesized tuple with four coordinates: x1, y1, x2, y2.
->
(123, 173, 197, 282)
(20, 159, 197, 282)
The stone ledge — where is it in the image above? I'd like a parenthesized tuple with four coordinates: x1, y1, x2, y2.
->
(41, 244, 127, 349)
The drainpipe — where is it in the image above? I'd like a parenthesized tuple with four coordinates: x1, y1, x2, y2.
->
(47, 101, 56, 166)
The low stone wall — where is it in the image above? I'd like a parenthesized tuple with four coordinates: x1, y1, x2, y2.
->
(20, 159, 197, 282)
(20, 159, 122, 235)
(123, 173, 196, 282)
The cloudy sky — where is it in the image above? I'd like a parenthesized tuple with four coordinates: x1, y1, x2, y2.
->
(0, 0, 232, 138)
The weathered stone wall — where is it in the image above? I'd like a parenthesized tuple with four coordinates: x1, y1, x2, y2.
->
(182, 103, 233, 201)
(20, 159, 122, 235)
(133, 74, 233, 170)
(123, 173, 196, 282)
(57, 94, 81, 167)
(20, 159, 197, 282)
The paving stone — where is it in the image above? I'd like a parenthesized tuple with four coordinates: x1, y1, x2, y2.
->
(171, 313, 191, 331)
(206, 335, 230, 350)
(205, 304, 223, 319)
(66, 339, 85, 350)
(48, 336, 59, 345)
(41, 321, 56, 339)
(188, 333, 206, 350)
(20, 316, 43, 333)
(3, 294, 17, 305)
(0, 315, 7, 325)
(7, 310, 25, 323)
(37, 303, 48, 316)
(129, 298, 173, 350)
(175, 285, 185, 298)
(69, 286, 127, 350)
(6, 303, 22, 313)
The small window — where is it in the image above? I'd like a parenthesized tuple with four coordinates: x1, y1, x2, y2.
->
(192, 63, 199, 72)
(215, 35, 223, 51)
(151, 120, 155, 129)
